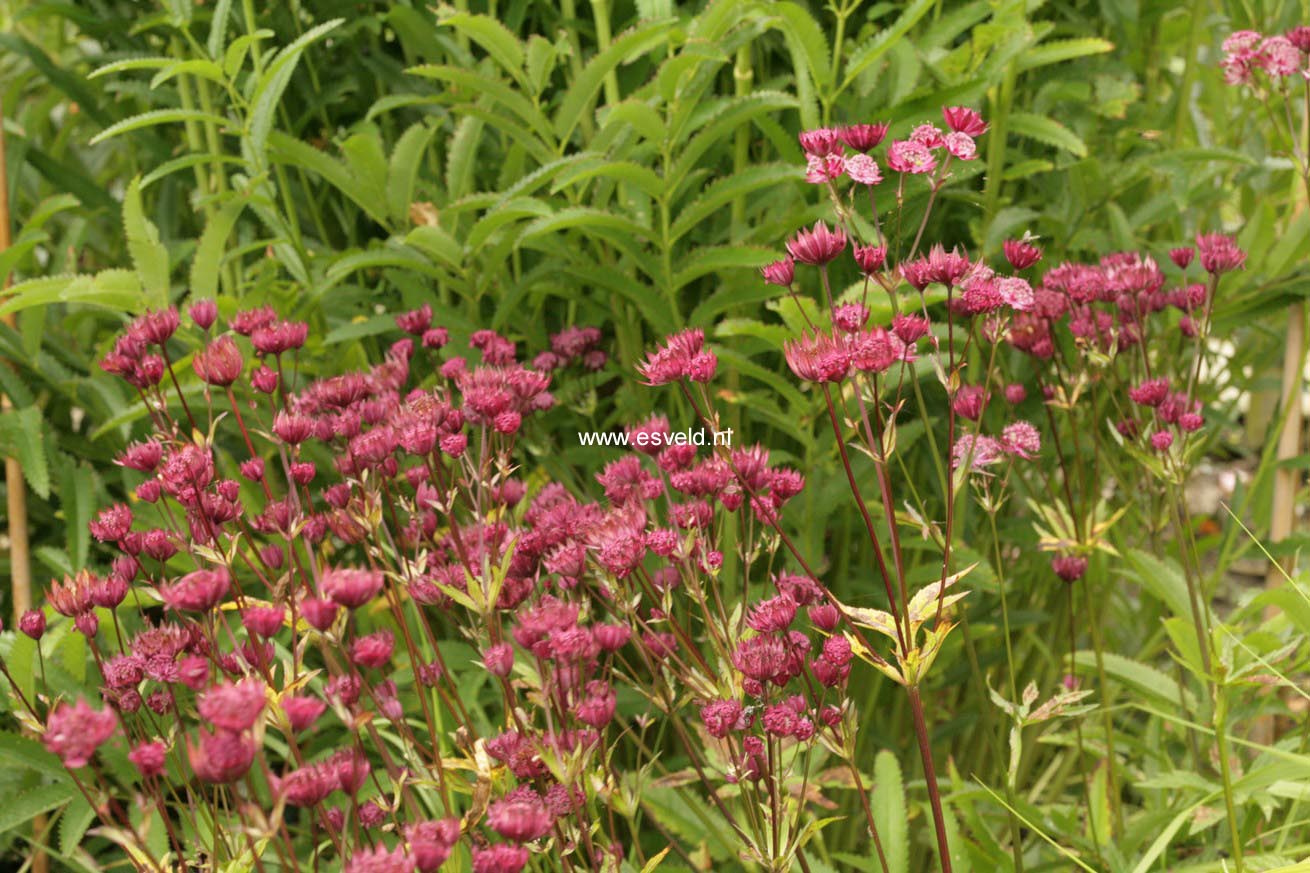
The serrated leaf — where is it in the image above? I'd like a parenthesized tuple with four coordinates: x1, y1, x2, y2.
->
(0, 783, 77, 837)
(267, 132, 390, 227)
(1017, 37, 1114, 72)
(872, 751, 909, 873)
(59, 795, 96, 858)
(89, 109, 228, 146)
(841, 0, 933, 91)
(440, 13, 526, 85)
(554, 20, 675, 143)
(122, 177, 169, 308)
(1072, 650, 1197, 710)
(388, 122, 438, 228)
(190, 198, 247, 299)
(0, 406, 51, 498)
(246, 19, 343, 164)
(1009, 112, 1088, 158)
(669, 163, 802, 241)
(0, 270, 144, 317)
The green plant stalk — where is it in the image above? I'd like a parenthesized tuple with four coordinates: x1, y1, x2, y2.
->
(1213, 684, 1244, 871)
(1084, 560, 1123, 836)
(981, 61, 1017, 223)
(592, 0, 620, 106)
(1172, 0, 1207, 144)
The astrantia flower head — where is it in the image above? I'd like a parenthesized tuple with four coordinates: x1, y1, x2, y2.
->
(700, 699, 746, 738)
(44, 698, 117, 768)
(838, 122, 889, 152)
(805, 153, 846, 183)
(797, 127, 842, 157)
(637, 329, 715, 385)
(845, 153, 883, 185)
(1001, 421, 1041, 459)
(831, 303, 870, 332)
(345, 845, 416, 873)
(1051, 555, 1088, 582)
(193, 336, 244, 386)
(942, 106, 988, 137)
(1004, 238, 1043, 270)
(1195, 233, 1246, 274)
(886, 139, 936, 175)
(943, 131, 976, 160)
(951, 434, 1003, 471)
(471, 844, 529, 873)
(786, 221, 847, 266)
(853, 244, 887, 275)
(761, 256, 795, 287)
(784, 330, 850, 383)
(159, 567, 231, 612)
(1169, 247, 1195, 269)
(321, 567, 384, 609)
(1259, 35, 1301, 75)
(198, 679, 267, 732)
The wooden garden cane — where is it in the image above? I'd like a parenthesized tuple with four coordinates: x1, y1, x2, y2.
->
(0, 97, 46, 873)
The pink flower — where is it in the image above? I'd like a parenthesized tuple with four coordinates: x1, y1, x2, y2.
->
(1004, 383, 1027, 404)
(321, 567, 384, 609)
(951, 434, 1003, 471)
(1051, 555, 1088, 582)
(700, 699, 745, 738)
(19, 609, 45, 640)
(997, 276, 1035, 311)
(1150, 430, 1174, 451)
(345, 845, 416, 873)
(471, 845, 529, 873)
(845, 153, 883, 185)
(746, 594, 798, 632)
(281, 695, 327, 732)
(188, 728, 255, 783)
(838, 123, 889, 152)
(406, 820, 461, 872)
(910, 124, 945, 149)
(1004, 238, 1043, 270)
(952, 385, 988, 421)
(887, 139, 937, 174)
(1001, 421, 1041, 459)
(1195, 233, 1246, 274)
(188, 299, 218, 330)
(798, 127, 842, 156)
(396, 303, 433, 335)
(44, 699, 117, 767)
(487, 792, 554, 843)
(892, 314, 930, 344)
(159, 567, 231, 612)
(786, 221, 847, 265)
(942, 106, 988, 137)
(831, 303, 870, 332)
(573, 681, 617, 727)
(1129, 378, 1170, 407)
(198, 679, 267, 731)
(854, 244, 887, 274)
(637, 329, 716, 386)
(784, 330, 849, 383)
(1222, 30, 1262, 54)
(1259, 36, 1301, 75)
(192, 336, 244, 386)
(1169, 247, 1194, 269)
(943, 131, 976, 160)
(761, 256, 795, 287)
(350, 630, 395, 669)
(483, 643, 515, 677)
(280, 764, 338, 807)
(129, 740, 167, 777)
(805, 153, 846, 183)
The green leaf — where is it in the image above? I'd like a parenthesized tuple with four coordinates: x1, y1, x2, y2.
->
(1017, 37, 1115, 72)
(122, 177, 170, 308)
(1124, 548, 1194, 625)
(554, 20, 675, 143)
(440, 13, 526, 86)
(405, 226, 464, 270)
(773, 2, 833, 89)
(840, 0, 934, 91)
(267, 132, 390, 227)
(59, 461, 94, 571)
(207, 0, 234, 58)
(1072, 650, 1197, 711)
(246, 18, 343, 164)
(0, 270, 144, 318)
(519, 207, 652, 245)
(1008, 112, 1088, 158)
(0, 406, 52, 499)
(0, 783, 77, 838)
(387, 122, 438, 228)
(872, 750, 909, 873)
(670, 163, 802, 241)
(89, 109, 229, 146)
(0, 734, 69, 781)
(190, 198, 247, 300)
(59, 795, 96, 858)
